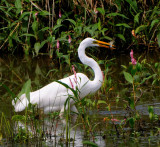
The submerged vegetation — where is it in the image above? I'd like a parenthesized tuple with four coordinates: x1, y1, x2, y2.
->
(0, 0, 160, 146)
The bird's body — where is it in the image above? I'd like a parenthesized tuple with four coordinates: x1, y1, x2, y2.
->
(12, 38, 114, 114)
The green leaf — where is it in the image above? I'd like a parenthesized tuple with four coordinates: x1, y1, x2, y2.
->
(82, 141, 98, 147)
(34, 42, 41, 56)
(39, 10, 50, 16)
(32, 21, 38, 32)
(65, 19, 76, 26)
(121, 65, 127, 69)
(116, 23, 131, 28)
(98, 19, 101, 30)
(128, 117, 135, 128)
(157, 32, 160, 47)
(18, 79, 31, 102)
(0, 82, 16, 98)
(135, 25, 147, 34)
(150, 19, 159, 32)
(15, 0, 22, 14)
(125, 0, 138, 13)
(12, 115, 26, 121)
(20, 33, 35, 37)
(103, 36, 112, 41)
(97, 100, 107, 105)
(134, 12, 141, 24)
(53, 25, 63, 31)
(123, 71, 133, 84)
(19, 12, 30, 20)
(106, 13, 128, 19)
(116, 34, 126, 41)
(96, 7, 105, 15)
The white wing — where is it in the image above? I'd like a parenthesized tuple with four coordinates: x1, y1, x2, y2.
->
(12, 73, 92, 113)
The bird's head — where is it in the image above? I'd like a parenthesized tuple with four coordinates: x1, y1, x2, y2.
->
(80, 38, 115, 49)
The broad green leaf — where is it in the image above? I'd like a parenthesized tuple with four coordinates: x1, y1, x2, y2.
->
(116, 34, 126, 41)
(106, 13, 128, 19)
(96, 7, 105, 15)
(39, 10, 50, 16)
(53, 25, 63, 31)
(123, 71, 133, 84)
(103, 36, 112, 41)
(116, 23, 131, 28)
(15, 0, 22, 14)
(150, 19, 159, 32)
(125, 0, 138, 13)
(34, 42, 41, 55)
(65, 19, 76, 26)
(121, 65, 127, 69)
(157, 32, 160, 47)
(18, 79, 31, 102)
(98, 19, 101, 30)
(32, 21, 38, 32)
(134, 12, 141, 24)
(135, 25, 147, 34)
(41, 40, 48, 48)
(128, 117, 135, 128)
(19, 12, 30, 20)
(39, 27, 50, 32)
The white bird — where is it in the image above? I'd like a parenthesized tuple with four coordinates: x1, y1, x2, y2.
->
(12, 38, 114, 115)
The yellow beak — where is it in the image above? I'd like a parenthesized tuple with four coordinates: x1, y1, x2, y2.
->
(94, 40, 116, 49)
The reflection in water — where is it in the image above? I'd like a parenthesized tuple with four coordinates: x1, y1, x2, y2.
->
(15, 116, 106, 147)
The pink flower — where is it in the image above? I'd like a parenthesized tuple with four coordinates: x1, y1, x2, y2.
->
(69, 78, 74, 89)
(68, 35, 71, 43)
(57, 40, 60, 49)
(59, 10, 61, 18)
(72, 65, 77, 84)
(130, 49, 137, 65)
(35, 12, 38, 16)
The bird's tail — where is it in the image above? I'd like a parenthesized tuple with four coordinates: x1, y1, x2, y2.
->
(12, 94, 29, 112)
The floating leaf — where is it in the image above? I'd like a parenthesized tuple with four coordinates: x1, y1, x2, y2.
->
(123, 71, 133, 84)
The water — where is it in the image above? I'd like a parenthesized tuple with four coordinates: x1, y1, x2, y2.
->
(0, 53, 160, 146)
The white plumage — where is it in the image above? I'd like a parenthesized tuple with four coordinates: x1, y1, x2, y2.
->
(12, 38, 113, 114)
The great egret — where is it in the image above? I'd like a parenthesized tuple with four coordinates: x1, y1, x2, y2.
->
(12, 38, 114, 114)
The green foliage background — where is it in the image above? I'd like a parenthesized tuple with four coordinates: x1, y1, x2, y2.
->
(0, 0, 160, 55)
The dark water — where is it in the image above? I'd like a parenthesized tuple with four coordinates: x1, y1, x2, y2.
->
(0, 52, 160, 146)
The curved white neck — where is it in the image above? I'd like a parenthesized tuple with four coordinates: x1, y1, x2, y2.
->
(78, 43, 103, 91)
